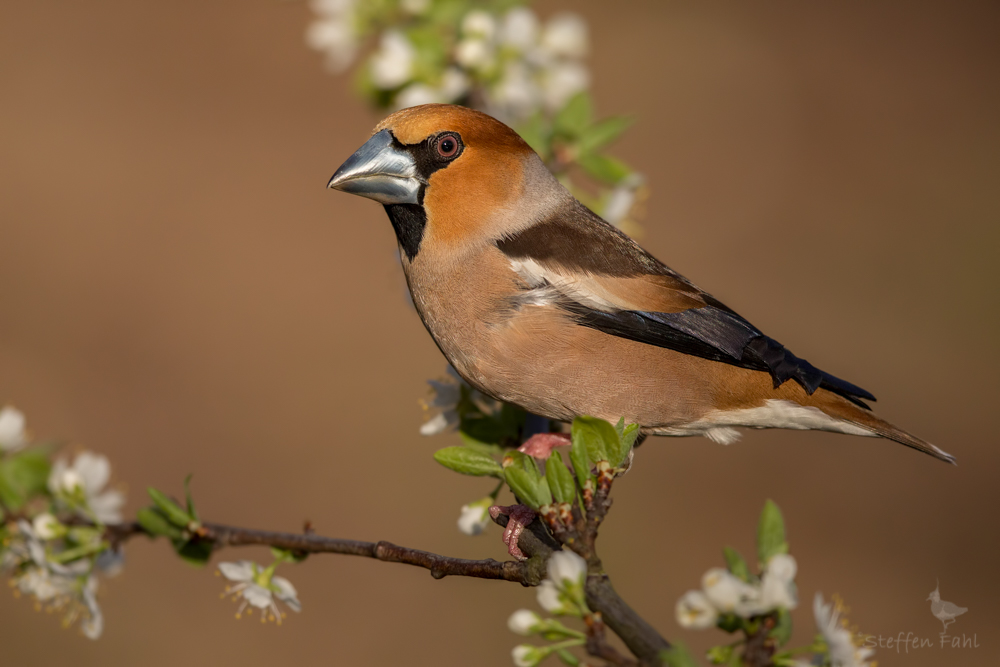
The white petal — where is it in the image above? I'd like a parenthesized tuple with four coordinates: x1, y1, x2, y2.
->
(0, 406, 27, 451)
(547, 550, 587, 586)
(32, 513, 61, 540)
(47, 459, 68, 494)
(420, 410, 457, 436)
(675, 590, 718, 629)
(242, 583, 274, 609)
(310, 0, 354, 16)
(89, 490, 125, 524)
(507, 608, 541, 635)
(702, 568, 761, 616)
(765, 554, 797, 583)
(461, 10, 496, 41)
(455, 39, 493, 70)
(396, 84, 441, 110)
(457, 503, 490, 536)
(512, 644, 541, 667)
(81, 582, 104, 639)
(535, 579, 566, 613)
(369, 31, 414, 89)
(271, 576, 301, 612)
(73, 452, 110, 496)
(500, 8, 539, 51)
(541, 13, 589, 59)
(218, 560, 255, 582)
(540, 62, 590, 111)
(759, 571, 797, 611)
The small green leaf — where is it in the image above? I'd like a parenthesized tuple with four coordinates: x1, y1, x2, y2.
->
(757, 499, 788, 565)
(723, 546, 751, 582)
(554, 92, 593, 137)
(554, 648, 582, 666)
(172, 537, 212, 567)
(660, 643, 700, 667)
(183, 474, 199, 523)
(515, 113, 552, 160)
(505, 466, 552, 510)
(572, 416, 624, 465)
(707, 644, 735, 665)
(545, 453, 576, 504)
(271, 546, 308, 564)
(0, 449, 52, 510)
(136, 507, 184, 540)
(458, 431, 504, 457)
(577, 115, 633, 154)
(147, 487, 194, 528)
(770, 607, 793, 646)
(569, 427, 593, 490)
(433, 446, 503, 477)
(577, 153, 631, 185)
(621, 423, 640, 450)
(716, 613, 744, 633)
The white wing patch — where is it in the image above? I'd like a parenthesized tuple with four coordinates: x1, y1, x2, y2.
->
(508, 258, 619, 311)
(653, 399, 875, 442)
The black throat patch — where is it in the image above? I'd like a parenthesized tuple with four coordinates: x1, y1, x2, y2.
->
(384, 203, 427, 262)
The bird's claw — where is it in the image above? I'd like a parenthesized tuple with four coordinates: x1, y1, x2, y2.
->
(517, 432, 571, 460)
(489, 504, 536, 561)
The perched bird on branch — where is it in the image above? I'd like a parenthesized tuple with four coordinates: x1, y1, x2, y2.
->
(328, 104, 954, 464)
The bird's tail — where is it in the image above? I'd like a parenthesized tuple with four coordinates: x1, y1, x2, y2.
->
(812, 391, 956, 465)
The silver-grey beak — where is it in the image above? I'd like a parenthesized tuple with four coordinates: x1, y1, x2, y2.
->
(327, 129, 421, 205)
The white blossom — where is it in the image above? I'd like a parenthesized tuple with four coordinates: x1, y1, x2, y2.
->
(813, 593, 875, 667)
(512, 644, 545, 667)
(0, 405, 28, 452)
(457, 497, 492, 536)
(455, 38, 494, 71)
(547, 549, 587, 587)
(500, 7, 540, 51)
(32, 512, 63, 540)
(369, 31, 415, 89)
(603, 174, 645, 227)
(306, 0, 358, 73)
(4, 521, 104, 639)
(48, 451, 125, 524)
(419, 365, 468, 435)
(218, 560, 301, 624)
(701, 567, 761, 618)
(759, 554, 798, 611)
(507, 608, 542, 635)
(535, 579, 572, 615)
(490, 62, 540, 119)
(400, 0, 429, 15)
(461, 10, 497, 41)
(675, 590, 718, 629)
(540, 61, 590, 111)
(396, 68, 469, 110)
(540, 13, 589, 59)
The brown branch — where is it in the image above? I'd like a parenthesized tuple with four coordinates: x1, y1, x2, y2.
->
(105, 520, 544, 584)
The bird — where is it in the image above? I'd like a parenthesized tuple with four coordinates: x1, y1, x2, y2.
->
(327, 104, 954, 465)
(927, 582, 968, 632)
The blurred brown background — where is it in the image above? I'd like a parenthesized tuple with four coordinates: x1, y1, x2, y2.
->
(1, 1, 998, 665)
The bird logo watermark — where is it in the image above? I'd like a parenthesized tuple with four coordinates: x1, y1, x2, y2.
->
(858, 581, 979, 654)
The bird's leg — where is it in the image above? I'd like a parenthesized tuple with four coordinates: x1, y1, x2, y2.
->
(488, 504, 536, 561)
(517, 432, 571, 460)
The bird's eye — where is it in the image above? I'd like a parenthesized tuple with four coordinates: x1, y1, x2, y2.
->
(436, 133, 461, 159)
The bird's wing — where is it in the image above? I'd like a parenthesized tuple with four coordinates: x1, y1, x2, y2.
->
(496, 203, 875, 405)
(941, 602, 969, 616)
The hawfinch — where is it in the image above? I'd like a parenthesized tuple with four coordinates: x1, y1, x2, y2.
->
(328, 104, 953, 464)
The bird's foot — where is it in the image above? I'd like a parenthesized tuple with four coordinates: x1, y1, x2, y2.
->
(489, 504, 536, 561)
(517, 432, 571, 460)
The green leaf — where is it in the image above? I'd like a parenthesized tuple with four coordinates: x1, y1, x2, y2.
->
(660, 643, 700, 667)
(545, 453, 577, 504)
(0, 449, 52, 510)
(271, 546, 308, 564)
(433, 446, 503, 477)
(554, 648, 582, 666)
(621, 423, 640, 450)
(572, 416, 624, 465)
(147, 487, 194, 528)
(515, 113, 552, 160)
(458, 431, 504, 457)
(757, 499, 788, 565)
(183, 474, 199, 523)
(716, 613, 744, 633)
(723, 546, 751, 582)
(707, 644, 735, 665)
(569, 426, 593, 490)
(554, 92, 593, 137)
(172, 537, 212, 567)
(504, 450, 540, 475)
(770, 607, 793, 646)
(577, 153, 631, 185)
(136, 507, 184, 540)
(505, 466, 552, 510)
(577, 116, 633, 154)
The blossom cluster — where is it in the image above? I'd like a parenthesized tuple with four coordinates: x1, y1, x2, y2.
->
(507, 550, 590, 667)
(0, 406, 124, 639)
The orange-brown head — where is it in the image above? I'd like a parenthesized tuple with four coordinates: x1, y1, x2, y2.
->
(328, 105, 567, 262)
